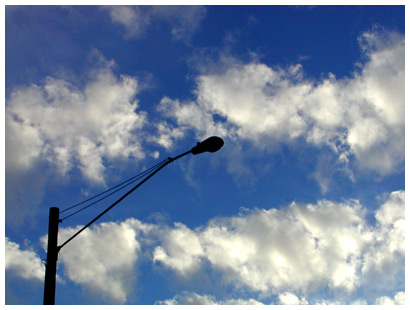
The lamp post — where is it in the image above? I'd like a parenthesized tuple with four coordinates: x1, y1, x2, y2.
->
(43, 136, 224, 305)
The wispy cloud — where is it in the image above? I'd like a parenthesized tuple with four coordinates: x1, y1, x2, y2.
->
(103, 6, 150, 40)
(103, 5, 207, 43)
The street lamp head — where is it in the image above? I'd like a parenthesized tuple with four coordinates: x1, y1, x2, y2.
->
(191, 136, 224, 155)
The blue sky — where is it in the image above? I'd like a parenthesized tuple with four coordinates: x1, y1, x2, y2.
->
(4, 4, 405, 306)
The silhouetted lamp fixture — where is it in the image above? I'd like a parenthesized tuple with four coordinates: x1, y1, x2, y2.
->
(43, 136, 224, 305)
(191, 136, 224, 155)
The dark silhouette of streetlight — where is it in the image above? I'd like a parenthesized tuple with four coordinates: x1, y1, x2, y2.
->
(43, 136, 224, 305)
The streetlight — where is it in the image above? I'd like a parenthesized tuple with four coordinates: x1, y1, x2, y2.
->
(43, 136, 224, 305)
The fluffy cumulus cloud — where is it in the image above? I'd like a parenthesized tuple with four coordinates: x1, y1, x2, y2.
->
(153, 190, 405, 304)
(154, 200, 367, 295)
(5, 51, 146, 184)
(361, 190, 405, 285)
(104, 5, 206, 42)
(157, 28, 404, 183)
(375, 291, 405, 305)
(5, 238, 44, 282)
(277, 292, 308, 305)
(53, 218, 154, 303)
(153, 222, 204, 276)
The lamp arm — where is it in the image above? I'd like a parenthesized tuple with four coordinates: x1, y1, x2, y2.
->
(58, 150, 191, 251)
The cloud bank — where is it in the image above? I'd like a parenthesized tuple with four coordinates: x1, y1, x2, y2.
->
(157, 27, 404, 188)
(153, 190, 404, 303)
(6, 190, 404, 304)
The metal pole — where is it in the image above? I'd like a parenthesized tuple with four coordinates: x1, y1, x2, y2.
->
(43, 207, 60, 305)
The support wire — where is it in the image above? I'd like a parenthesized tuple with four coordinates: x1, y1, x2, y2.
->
(59, 159, 169, 221)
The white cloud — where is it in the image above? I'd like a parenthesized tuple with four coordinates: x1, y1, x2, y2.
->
(153, 200, 368, 294)
(6, 51, 146, 184)
(150, 5, 207, 43)
(196, 63, 309, 142)
(105, 5, 206, 42)
(156, 96, 230, 142)
(52, 218, 153, 304)
(223, 297, 264, 305)
(278, 292, 308, 305)
(148, 120, 185, 150)
(104, 6, 149, 39)
(5, 238, 44, 281)
(153, 190, 404, 303)
(374, 291, 405, 305)
(5, 111, 44, 171)
(157, 28, 404, 181)
(153, 222, 204, 276)
(361, 190, 405, 284)
(156, 292, 217, 305)
(157, 291, 264, 305)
